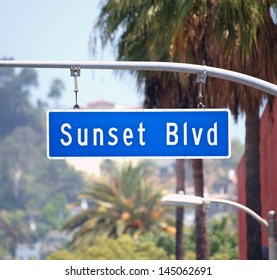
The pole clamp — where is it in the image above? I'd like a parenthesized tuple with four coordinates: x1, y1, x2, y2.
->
(70, 66, 81, 109)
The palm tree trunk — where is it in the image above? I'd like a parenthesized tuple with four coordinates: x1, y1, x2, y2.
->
(175, 159, 185, 260)
(245, 107, 262, 259)
(192, 159, 209, 260)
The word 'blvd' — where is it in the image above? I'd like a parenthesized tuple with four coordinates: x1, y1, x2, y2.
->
(166, 122, 218, 146)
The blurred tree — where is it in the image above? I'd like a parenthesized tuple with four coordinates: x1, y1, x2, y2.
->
(47, 235, 171, 260)
(93, 0, 277, 260)
(0, 243, 11, 259)
(92, 0, 213, 260)
(0, 66, 85, 260)
(123, 215, 238, 260)
(182, 215, 238, 260)
(209, 215, 238, 260)
(47, 79, 65, 108)
(0, 66, 37, 139)
(139, 232, 176, 258)
(0, 210, 34, 258)
(209, 1, 277, 259)
(42, 194, 70, 231)
(64, 161, 170, 248)
(0, 125, 85, 212)
(0, 126, 44, 210)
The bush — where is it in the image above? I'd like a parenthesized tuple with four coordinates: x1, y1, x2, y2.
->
(47, 235, 171, 260)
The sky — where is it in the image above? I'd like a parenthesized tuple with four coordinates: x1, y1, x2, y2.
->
(0, 0, 143, 108)
(0, 0, 245, 146)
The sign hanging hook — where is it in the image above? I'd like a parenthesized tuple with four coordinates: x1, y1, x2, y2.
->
(70, 66, 81, 109)
(196, 70, 207, 108)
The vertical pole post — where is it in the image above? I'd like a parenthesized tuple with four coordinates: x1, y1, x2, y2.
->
(268, 210, 277, 260)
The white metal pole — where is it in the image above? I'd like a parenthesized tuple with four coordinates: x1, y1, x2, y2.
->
(162, 194, 276, 259)
(203, 198, 277, 260)
(0, 60, 276, 97)
(268, 210, 277, 260)
(203, 197, 269, 230)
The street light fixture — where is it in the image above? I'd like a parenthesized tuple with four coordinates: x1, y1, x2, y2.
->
(161, 193, 277, 260)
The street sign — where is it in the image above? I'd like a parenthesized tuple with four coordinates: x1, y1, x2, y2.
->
(47, 109, 231, 159)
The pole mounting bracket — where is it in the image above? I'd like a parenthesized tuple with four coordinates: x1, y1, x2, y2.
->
(196, 70, 207, 84)
(70, 66, 81, 109)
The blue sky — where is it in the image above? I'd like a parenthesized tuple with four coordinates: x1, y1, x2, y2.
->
(0, 0, 142, 108)
(0, 0, 245, 142)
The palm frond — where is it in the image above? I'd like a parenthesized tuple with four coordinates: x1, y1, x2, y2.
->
(64, 160, 170, 248)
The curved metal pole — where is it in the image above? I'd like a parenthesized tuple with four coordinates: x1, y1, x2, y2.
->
(203, 197, 269, 231)
(161, 193, 276, 259)
(0, 60, 277, 97)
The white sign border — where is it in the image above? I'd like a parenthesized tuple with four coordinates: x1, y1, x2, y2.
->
(46, 108, 231, 160)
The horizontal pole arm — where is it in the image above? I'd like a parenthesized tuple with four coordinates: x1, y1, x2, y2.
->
(0, 60, 276, 96)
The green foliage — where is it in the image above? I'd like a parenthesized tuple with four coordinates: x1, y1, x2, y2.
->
(211, 0, 266, 59)
(47, 235, 171, 260)
(185, 215, 238, 260)
(47, 249, 76, 260)
(209, 215, 238, 260)
(0, 125, 84, 212)
(64, 161, 169, 248)
(184, 225, 196, 254)
(0, 210, 35, 258)
(0, 65, 85, 259)
(140, 215, 238, 260)
(47, 79, 65, 108)
(0, 244, 12, 260)
(42, 194, 70, 231)
(140, 232, 176, 258)
(0, 67, 38, 139)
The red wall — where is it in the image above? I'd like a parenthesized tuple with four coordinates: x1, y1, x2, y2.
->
(237, 99, 277, 259)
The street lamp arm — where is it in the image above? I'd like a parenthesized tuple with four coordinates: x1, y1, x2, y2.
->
(161, 193, 275, 259)
(162, 194, 269, 230)
(203, 197, 269, 231)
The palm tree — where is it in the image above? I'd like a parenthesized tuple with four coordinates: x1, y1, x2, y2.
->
(93, 0, 277, 260)
(64, 161, 172, 248)
(93, 0, 209, 259)
(175, 158, 185, 260)
(207, 1, 277, 259)
(0, 210, 32, 258)
(47, 79, 65, 108)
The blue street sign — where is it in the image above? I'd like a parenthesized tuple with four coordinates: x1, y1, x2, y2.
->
(47, 109, 231, 159)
